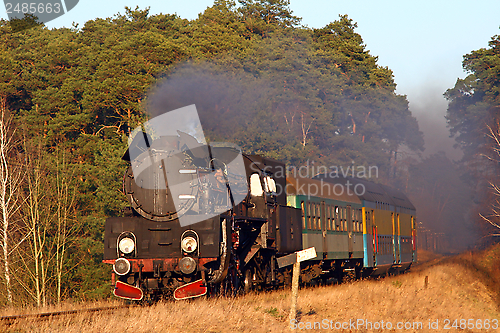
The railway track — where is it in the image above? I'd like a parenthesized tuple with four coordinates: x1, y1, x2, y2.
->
(0, 253, 445, 328)
(0, 305, 131, 326)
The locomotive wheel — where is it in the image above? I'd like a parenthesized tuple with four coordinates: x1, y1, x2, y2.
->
(243, 268, 253, 294)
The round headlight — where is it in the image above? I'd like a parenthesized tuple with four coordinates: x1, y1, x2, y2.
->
(119, 237, 135, 254)
(179, 257, 197, 274)
(113, 258, 131, 276)
(181, 236, 197, 253)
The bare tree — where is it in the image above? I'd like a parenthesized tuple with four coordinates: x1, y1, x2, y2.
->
(17, 137, 53, 307)
(0, 97, 23, 305)
(479, 123, 500, 236)
(300, 113, 314, 148)
(54, 148, 77, 303)
(12, 138, 80, 306)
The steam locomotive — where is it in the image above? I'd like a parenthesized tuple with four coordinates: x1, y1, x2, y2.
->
(103, 131, 417, 301)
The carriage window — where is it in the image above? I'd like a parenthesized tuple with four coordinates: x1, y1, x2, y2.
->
(310, 202, 314, 230)
(360, 209, 363, 232)
(342, 207, 346, 232)
(311, 202, 315, 230)
(334, 206, 339, 231)
(312, 203, 316, 230)
(316, 203, 320, 230)
(307, 201, 312, 230)
(353, 210, 357, 232)
(352, 209, 359, 232)
(315, 203, 318, 230)
(301, 201, 305, 230)
(338, 206, 342, 231)
(306, 201, 310, 230)
(355, 210, 359, 232)
(326, 205, 329, 231)
(326, 205, 331, 231)
(309, 202, 316, 230)
(316, 203, 324, 230)
(341, 209, 344, 231)
(357, 209, 362, 232)
(329, 206, 333, 231)
(353, 211, 357, 232)
(325, 205, 328, 231)
(341, 207, 346, 231)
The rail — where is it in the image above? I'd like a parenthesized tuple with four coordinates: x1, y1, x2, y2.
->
(0, 305, 131, 326)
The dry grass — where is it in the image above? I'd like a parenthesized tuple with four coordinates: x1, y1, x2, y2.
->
(0, 299, 124, 318)
(3, 247, 500, 332)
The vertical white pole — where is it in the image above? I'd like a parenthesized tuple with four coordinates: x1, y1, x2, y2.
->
(289, 262, 300, 322)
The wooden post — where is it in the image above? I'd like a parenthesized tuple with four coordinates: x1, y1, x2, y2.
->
(276, 247, 316, 325)
(289, 262, 300, 322)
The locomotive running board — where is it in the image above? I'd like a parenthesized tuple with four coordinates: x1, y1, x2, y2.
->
(114, 281, 144, 300)
(173, 279, 207, 300)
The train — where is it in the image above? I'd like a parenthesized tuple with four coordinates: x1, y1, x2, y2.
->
(102, 131, 417, 301)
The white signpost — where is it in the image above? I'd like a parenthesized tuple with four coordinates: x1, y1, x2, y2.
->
(296, 247, 317, 263)
(276, 247, 317, 322)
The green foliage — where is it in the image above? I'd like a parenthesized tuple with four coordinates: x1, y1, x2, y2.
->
(8, 14, 44, 33)
(264, 306, 283, 318)
(445, 33, 500, 158)
(237, 0, 301, 35)
(70, 216, 112, 300)
(444, 32, 500, 241)
(391, 280, 402, 288)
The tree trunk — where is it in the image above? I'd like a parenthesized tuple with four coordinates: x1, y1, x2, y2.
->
(0, 98, 12, 305)
(0, 96, 21, 305)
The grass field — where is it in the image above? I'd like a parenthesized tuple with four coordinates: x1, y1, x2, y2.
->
(2, 247, 500, 332)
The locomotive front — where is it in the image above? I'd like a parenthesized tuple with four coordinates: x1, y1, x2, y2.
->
(103, 130, 249, 300)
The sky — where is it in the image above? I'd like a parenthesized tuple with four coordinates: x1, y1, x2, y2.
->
(2, 0, 499, 160)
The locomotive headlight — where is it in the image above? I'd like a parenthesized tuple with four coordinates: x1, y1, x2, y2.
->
(179, 257, 197, 274)
(181, 236, 197, 253)
(119, 237, 135, 254)
(113, 258, 131, 275)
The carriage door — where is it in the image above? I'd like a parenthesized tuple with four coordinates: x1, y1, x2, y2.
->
(371, 210, 377, 265)
(321, 201, 327, 259)
(365, 208, 375, 267)
(396, 213, 401, 263)
(391, 212, 400, 264)
(347, 205, 353, 257)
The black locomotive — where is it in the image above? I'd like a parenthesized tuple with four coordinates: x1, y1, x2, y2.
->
(103, 131, 302, 300)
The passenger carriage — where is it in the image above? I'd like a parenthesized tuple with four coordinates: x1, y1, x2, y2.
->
(287, 174, 417, 279)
